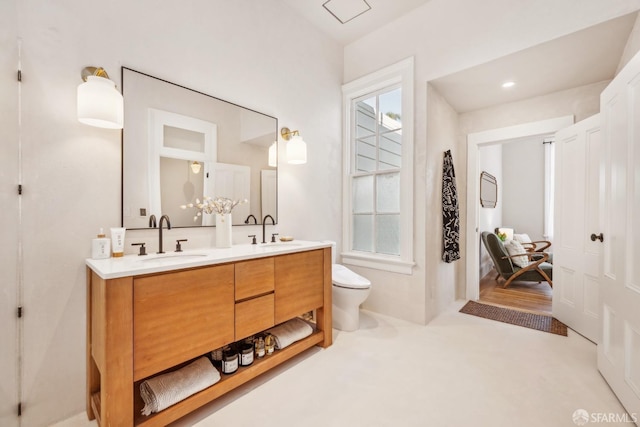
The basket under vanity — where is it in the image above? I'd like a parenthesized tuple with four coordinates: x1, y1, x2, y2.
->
(85, 241, 332, 426)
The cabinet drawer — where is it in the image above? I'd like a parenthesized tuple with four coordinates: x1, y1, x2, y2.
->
(133, 265, 235, 381)
(274, 250, 324, 324)
(235, 257, 275, 300)
(235, 293, 274, 340)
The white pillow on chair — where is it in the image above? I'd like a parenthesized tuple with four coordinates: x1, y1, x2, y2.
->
(504, 240, 530, 268)
(513, 233, 532, 244)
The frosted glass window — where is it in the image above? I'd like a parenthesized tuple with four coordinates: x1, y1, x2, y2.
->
(353, 215, 374, 252)
(352, 175, 373, 213)
(376, 173, 400, 213)
(376, 215, 400, 255)
(350, 86, 402, 255)
(343, 58, 413, 272)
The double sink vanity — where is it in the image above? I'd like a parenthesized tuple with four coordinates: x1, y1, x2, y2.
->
(86, 241, 333, 426)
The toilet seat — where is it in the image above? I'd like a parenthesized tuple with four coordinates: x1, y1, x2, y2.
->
(332, 264, 371, 289)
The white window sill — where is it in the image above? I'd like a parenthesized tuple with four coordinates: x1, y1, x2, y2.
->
(341, 251, 415, 275)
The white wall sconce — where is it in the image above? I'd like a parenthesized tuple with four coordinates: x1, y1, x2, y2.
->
(190, 161, 202, 174)
(77, 66, 124, 129)
(268, 141, 277, 167)
(281, 127, 307, 165)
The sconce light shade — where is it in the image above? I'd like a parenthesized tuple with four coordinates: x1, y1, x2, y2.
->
(286, 135, 307, 164)
(190, 161, 202, 174)
(77, 67, 124, 129)
(281, 127, 307, 165)
(268, 142, 277, 167)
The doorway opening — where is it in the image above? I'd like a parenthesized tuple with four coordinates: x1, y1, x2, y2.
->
(476, 134, 554, 314)
(465, 116, 574, 311)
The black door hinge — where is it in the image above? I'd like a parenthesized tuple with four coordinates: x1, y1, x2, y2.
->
(17, 306, 22, 318)
(17, 70, 22, 82)
(18, 184, 22, 195)
(18, 402, 22, 416)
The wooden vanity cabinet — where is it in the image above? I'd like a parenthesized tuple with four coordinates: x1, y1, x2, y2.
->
(133, 265, 235, 381)
(86, 247, 332, 427)
(234, 257, 275, 340)
(235, 257, 274, 300)
(274, 249, 324, 323)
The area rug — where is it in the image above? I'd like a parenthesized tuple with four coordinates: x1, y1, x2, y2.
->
(459, 300, 568, 336)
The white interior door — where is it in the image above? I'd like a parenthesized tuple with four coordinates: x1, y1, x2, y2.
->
(206, 162, 251, 226)
(598, 50, 640, 421)
(552, 114, 602, 343)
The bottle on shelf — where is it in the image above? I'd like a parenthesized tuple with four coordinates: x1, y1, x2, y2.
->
(265, 334, 275, 355)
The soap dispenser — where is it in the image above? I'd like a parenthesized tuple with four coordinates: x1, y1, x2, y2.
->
(91, 228, 111, 259)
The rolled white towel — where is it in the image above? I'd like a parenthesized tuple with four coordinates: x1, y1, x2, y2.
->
(266, 318, 314, 350)
(140, 357, 220, 416)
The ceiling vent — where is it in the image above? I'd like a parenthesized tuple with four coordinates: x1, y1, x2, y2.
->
(323, 0, 371, 24)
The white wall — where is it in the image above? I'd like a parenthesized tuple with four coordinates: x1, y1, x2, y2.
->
(501, 136, 546, 241)
(478, 144, 503, 278)
(0, 0, 19, 424)
(1, 1, 343, 425)
(344, 0, 639, 323)
(617, 12, 640, 73)
(425, 84, 460, 318)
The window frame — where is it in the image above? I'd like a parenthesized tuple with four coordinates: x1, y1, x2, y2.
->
(341, 57, 415, 275)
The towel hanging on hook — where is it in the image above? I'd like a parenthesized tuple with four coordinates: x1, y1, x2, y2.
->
(442, 149, 460, 263)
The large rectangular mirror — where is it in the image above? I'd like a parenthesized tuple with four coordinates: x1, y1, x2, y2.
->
(122, 68, 277, 229)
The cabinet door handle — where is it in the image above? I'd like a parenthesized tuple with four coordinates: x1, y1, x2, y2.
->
(590, 233, 604, 242)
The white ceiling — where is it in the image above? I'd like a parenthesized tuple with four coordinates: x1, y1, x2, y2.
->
(430, 13, 638, 113)
(280, 0, 432, 45)
(282, 1, 638, 113)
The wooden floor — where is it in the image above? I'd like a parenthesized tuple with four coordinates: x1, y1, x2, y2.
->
(479, 269, 552, 315)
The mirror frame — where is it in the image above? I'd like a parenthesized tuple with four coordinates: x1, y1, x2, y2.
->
(480, 171, 497, 208)
(120, 67, 278, 229)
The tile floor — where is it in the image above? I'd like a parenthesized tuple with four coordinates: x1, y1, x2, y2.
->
(57, 301, 629, 427)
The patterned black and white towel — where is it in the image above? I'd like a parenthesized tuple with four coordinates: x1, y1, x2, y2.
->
(442, 150, 460, 263)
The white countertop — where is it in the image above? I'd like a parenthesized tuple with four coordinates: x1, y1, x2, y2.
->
(86, 240, 331, 279)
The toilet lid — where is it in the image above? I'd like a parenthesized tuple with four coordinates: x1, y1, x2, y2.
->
(332, 264, 371, 289)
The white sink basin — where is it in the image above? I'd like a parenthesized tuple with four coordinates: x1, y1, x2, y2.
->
(260, 242, 302, 248)
(138, 253, 208, 263)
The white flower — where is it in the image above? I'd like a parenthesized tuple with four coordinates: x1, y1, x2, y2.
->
(180, 196, 247, 221)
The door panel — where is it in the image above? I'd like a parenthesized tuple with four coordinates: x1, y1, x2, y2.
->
(133, 265, 235, 381)
(552, 114, 601, 343)
(598, 48, 640, 420)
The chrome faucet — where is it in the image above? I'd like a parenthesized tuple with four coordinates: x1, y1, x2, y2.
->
(244, 214, 258, 224)
(262, 215, 275, 243)
(148, 214, 157, 228)
(158, 215, 171, 254)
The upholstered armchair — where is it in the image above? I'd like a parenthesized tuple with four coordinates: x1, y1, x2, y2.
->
(494, 227, 553, 262)
(482, 231, 553, 288)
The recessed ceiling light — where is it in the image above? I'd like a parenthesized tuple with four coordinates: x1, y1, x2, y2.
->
(502, 81, 516, 88)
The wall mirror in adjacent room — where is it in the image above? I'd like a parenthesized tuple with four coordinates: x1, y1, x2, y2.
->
(121, 67, 278, 229)
(480, 171, 497, 208)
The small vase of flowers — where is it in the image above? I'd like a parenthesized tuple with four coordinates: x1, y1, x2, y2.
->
(181, 197, 246, 248)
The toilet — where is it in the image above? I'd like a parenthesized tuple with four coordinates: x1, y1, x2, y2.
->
(328, 242, 371, 332)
